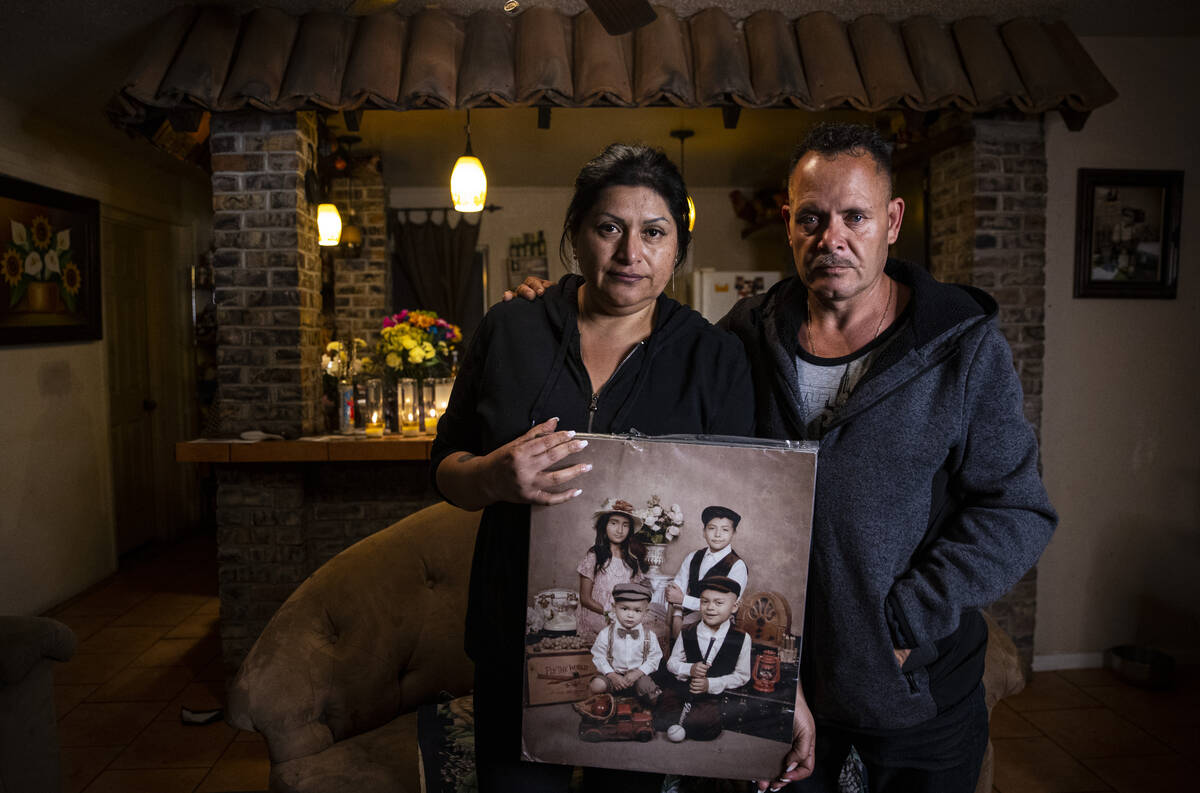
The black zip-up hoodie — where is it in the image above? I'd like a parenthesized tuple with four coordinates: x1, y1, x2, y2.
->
(432, 274, 754, 662)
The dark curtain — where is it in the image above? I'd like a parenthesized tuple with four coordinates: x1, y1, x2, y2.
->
(390, 210, 483, 345)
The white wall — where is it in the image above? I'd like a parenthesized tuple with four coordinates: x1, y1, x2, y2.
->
(0, 96, 211, 615)
(390, 185, 791, 309)
(1038, 37, 1200, 666)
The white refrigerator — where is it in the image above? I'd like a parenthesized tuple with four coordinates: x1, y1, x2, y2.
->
(690, 269, 785, 323)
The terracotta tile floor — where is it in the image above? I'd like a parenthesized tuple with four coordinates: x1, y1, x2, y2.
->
(46, 535, 270, 793)
(44, 534, 1199, 792)
(992, 666, 1200, 792)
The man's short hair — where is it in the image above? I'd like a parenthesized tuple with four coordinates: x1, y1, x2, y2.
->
(787, 122, 894, 195)
(701, 505, 741, 530)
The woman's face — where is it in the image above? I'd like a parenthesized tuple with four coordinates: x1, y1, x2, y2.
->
(574, 185, 678, 316)
(605, 514, 632, 545)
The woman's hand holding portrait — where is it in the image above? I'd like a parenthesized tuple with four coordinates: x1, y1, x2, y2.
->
(476, 417, 592, 506)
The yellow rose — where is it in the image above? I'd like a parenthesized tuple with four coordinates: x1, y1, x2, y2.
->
(409, 348, 425, 364)
(386, 352, 402, 368)
(401, 336, 417, 350)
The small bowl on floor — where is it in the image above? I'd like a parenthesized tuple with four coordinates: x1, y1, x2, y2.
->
(1103, 644, 1175, 689)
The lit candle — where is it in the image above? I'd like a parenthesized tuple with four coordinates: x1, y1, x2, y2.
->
(365, 379, 385, 437)
(399, 378, 419, 436)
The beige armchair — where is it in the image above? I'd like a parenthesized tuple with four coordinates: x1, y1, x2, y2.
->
(0, 616, 76, 793)
(227, 501, 477, 793)
(978, 610, 1026, 793)
(228, 500, 1023, 793)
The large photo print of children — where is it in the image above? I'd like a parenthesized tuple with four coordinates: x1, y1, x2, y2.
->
(523, 436, 816, 779)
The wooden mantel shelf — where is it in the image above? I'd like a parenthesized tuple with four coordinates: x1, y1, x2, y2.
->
(176, 435, 434, 463)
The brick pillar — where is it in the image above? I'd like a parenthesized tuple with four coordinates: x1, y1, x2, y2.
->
(209, 111, 323, 437)
(928, 117, 1047, 675)
(328, 159, 389, 345)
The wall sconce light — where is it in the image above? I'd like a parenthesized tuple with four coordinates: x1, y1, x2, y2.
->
(317, 203, 342, 246)
(451, 109, 487, 213)
(670, 128, 696, 232)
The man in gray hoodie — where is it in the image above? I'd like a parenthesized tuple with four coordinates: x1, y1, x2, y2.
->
(724, 123, 1057, 792)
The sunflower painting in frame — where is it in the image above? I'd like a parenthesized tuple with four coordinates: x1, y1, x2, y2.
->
(0, 174, 101, 344)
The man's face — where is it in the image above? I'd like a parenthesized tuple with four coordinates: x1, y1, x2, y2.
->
(614, 600, 648, 630)
(699, 589, 737, 628)
(702, 517, 735, 552)
(782, 152, 904, 304)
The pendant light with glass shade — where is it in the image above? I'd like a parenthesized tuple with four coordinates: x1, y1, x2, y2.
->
(317, 203, 342, 246)
(670, 128, 696, 232)
(451, 109, 487, 213)
(337, 135, 364, 255)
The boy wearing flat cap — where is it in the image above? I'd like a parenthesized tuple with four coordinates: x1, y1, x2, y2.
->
(587, 581, 664, 706)
(666, 506, 749, 636)
(655, 575, 752, 741)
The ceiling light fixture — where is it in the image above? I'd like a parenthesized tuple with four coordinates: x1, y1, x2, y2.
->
(670, 128, 696, 232)
(451, 109, 487, 213)
(338, 135, 364, 254)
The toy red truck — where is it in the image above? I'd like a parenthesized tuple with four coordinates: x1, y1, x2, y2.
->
(573, 693, 654, 742)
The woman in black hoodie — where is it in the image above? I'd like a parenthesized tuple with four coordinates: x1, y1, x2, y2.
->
(432, 144, 754, 792)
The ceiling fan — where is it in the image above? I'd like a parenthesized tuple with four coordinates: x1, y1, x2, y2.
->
(347, 0, 657, 36)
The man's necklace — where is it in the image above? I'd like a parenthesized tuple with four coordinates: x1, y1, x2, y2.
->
(805, 276, 894, 359)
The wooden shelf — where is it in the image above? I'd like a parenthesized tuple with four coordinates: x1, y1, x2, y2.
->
(176, 435, 435, 463)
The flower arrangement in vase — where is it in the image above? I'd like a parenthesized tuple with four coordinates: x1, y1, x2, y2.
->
(321, 338, 369, 434)
(373, 310, 462, 433)
(375, 309, 461, 379)
(3, 217, 81, 313)
(633, 495, 684, 575)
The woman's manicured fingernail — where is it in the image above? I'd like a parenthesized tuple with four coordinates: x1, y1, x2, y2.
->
(573, 489, 583, 497)
(566, 430, 576, 438)
(577, 439, 588, 448)
(786, 763, 798, 773)
(582, 464, 593, 472)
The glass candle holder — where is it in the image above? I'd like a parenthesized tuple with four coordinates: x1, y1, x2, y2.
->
(425, 376, 453, 434)
(398, 378, 419, 436)
(418, 378, 436, 433)
(337, 378, 355, 435)
(365, 378, 385, 437)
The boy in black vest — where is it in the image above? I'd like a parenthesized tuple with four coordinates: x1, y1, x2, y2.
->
(665, 505, 748, 638)
(654, 575, 751, 741)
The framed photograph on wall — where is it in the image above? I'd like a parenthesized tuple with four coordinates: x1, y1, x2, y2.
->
(1074, 168, 1183, 299)
(0, 174, 102, 343)
(522, 434, 817, 780)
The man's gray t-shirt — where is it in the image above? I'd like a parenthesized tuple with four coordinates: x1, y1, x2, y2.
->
(794, 318, 908, 440)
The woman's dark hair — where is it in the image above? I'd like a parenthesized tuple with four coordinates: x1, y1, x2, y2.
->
(590, 512, 645, 576)
(560, 143, 692, 270)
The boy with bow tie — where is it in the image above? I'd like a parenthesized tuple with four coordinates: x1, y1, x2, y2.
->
(587, 581, 663, 706)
